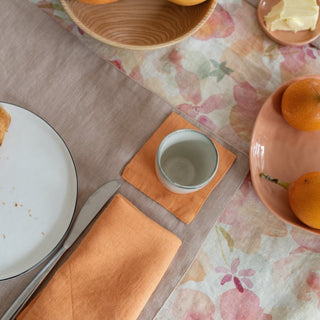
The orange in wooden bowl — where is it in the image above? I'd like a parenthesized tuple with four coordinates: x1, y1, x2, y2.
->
(168, 0, 207, 6)
(59, 0, 218, 50)
(77, 0, 117, 4)
(281, 78, 320, 131)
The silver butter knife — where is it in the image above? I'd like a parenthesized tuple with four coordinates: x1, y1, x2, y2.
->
(2, 180, 121, 320)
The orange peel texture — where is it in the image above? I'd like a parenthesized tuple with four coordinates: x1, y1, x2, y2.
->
(281, 78, 320, 131)
(289, 172, 320, 229)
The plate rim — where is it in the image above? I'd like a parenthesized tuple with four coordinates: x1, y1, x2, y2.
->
(249, 75, 320, 235)
(0, 101, 78, 280)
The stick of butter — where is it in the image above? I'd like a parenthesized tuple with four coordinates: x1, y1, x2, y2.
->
(264, 0, 319, 32)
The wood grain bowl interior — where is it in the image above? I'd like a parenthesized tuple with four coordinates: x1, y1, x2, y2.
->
(59, 0, 217, 50)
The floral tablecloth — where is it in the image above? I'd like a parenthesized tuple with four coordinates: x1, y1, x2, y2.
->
(28, 1, 320, 319)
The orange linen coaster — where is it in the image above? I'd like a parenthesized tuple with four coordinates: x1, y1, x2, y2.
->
(18, 194, 182, 320)
(122, 112, 236, 224)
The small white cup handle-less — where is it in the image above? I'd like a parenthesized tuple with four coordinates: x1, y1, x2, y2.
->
(155, 129, 219, 194)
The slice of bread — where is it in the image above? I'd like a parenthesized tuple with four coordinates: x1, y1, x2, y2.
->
(0, 106, 11, 146)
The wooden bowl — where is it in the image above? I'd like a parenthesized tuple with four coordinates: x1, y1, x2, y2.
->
(59, 0, 217, 50)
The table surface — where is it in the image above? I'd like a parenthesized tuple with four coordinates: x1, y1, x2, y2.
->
(23, 0, 320, 319)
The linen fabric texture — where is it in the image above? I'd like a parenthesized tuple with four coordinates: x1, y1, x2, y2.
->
(18, 194, 182, 320)
(122, 112, 236, 224)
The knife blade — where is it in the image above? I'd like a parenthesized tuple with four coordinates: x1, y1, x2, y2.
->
(2, 180, 121, 320)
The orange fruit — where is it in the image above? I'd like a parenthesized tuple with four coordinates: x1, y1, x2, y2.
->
(77, 0, 117, 4)
(288, 172, 320, 229)
(281, 78, 320, 131)
(260, 172, 320, 229)
(168, 0, 207, 5)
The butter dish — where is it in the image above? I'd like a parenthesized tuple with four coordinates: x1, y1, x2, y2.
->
(257, 0, 320, 46)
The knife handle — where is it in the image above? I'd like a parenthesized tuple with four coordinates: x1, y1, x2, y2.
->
(2, 246, 66, 320)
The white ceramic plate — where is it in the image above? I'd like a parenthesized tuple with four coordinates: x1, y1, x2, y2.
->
(0, 102, 77, 280)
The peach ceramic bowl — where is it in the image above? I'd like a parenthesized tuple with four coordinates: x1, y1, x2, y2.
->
(59, 0, 217, 50)
(250, 75, 320, 234)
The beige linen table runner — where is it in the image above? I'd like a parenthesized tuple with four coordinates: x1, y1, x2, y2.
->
(0, 1, 249, 319)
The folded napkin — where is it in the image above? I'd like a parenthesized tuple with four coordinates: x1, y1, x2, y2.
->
(18, 194, 181, 320)
(122, 112, 236, 224)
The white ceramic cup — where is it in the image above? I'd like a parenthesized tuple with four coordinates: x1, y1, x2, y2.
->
(155, 129, 219, 194)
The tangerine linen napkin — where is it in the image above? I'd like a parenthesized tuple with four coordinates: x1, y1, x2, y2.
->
(122, 112, 237, 224)
(17, 194, 182, 320)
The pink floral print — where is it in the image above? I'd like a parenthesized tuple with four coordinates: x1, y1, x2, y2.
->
(216, 258, 255, 293)
(229, 81, 266, 143)
(193, 4, 235, 40)
(307, 272, 320, 309)
(220, 289, 272, 320)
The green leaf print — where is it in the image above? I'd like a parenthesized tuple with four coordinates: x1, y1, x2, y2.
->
(209, 59, 233, 82)
(197, 60, 213, 79)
